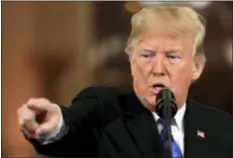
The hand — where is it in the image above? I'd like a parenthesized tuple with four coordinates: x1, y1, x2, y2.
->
(17, 98, 61, 138)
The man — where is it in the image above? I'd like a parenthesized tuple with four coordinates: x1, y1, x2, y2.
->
(17, 6, 232, 158)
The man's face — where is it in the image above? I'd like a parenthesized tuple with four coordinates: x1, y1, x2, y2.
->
(130, 32, 201, 110)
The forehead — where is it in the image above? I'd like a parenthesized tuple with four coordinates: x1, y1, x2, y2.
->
(137, 32, 195, 50)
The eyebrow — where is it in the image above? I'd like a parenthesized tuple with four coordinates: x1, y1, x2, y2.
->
(139, 48, 180, 53)
(138, 48, 156, 54)
(163, 49, 181, 54)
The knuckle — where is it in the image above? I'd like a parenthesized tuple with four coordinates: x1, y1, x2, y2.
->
(39, 98, 51, 104)
(17, 108, 21, 115)
(41, 97, 49, 102)
(20, 104, 26, 109)
(24, 124, 34, 132)
(23, 116, 33, 123)
(27, 98, 36, 104)
(17, 107, 27, 116)
(52, 103, 59, 110)
(27, 97, 52, 108)
(23, 113, 35, 121)
(18, 118, 24, 126)
(18, 121, 25, 128)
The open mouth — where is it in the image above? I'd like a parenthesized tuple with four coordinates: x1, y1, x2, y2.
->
(151, 83, 166, 94)
(152, 83, 166, 88)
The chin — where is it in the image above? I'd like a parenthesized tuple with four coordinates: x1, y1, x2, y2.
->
(143, 95, 156, 111)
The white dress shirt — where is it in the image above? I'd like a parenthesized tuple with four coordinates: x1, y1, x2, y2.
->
(152, 104, 186, 155)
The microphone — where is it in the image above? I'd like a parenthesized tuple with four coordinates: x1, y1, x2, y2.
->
(155, 88, 177, 119)
(155, 88, 178, 158)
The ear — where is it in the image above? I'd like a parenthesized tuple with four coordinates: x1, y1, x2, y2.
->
(192, 54, 206, 81)
(129, 54, 136, 77)
(130, 58, 135, 77)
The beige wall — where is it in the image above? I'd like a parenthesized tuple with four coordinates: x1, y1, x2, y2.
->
(2, 2, 94, 156)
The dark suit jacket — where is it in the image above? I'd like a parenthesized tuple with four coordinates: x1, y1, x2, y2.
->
(28, 86, 232, 158)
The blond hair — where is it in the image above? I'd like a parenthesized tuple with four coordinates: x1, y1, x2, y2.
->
(125, 6, 206, 58)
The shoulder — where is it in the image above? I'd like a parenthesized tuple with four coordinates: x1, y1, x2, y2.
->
(197, 100, 231, 121)
(189, 99, 232, 129)
(192, 100, 232, 155)
(71, 86, 122, 103)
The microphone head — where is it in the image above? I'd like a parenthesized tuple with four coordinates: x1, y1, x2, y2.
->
(155, 88, 178, 119)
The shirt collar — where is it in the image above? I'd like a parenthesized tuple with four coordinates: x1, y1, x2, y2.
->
(152, 103, 186, 131)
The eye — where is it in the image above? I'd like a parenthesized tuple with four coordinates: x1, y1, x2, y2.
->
(141, 54, 151, 58)
(166, 52, 181, 61)
(139, 50, 155, 59)
(167, 54, 179, 59)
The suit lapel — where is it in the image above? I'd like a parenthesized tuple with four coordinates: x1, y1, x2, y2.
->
(121, 92, 209, 157)
(184, 99, 208, 158)
(122, 91, 164, 157)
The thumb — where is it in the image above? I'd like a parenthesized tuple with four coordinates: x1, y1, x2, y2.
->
(28, 103, 47, 113)
(34, 118, 57, 137)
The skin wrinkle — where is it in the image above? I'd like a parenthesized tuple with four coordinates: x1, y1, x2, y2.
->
(130, 32, 204, 112)
(125, 6, 206, 112)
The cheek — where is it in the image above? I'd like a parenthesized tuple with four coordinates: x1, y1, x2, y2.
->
(168, 58, 193, 77)
(169, 64, 193, 91)
(131, 61, 151, 81)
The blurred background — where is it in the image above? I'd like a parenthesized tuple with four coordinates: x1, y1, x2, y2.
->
(2, 1, 232, 157)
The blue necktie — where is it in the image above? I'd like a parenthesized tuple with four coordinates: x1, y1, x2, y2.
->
(157, 118, 183, 158)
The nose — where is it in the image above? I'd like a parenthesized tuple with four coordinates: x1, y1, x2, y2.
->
(151, 55, 165, 76)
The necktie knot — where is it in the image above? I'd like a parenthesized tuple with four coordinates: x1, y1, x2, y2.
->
(157, 118, 176, 127)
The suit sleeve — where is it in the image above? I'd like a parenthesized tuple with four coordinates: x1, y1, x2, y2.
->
(26, 87, 120, 157)
(227, 116, 233, 158)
